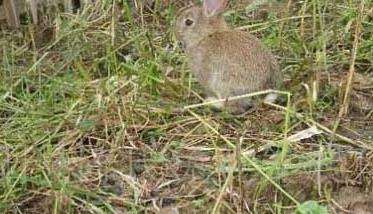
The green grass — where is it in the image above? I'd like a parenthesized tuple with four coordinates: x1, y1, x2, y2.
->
(1, 0, 372, 213)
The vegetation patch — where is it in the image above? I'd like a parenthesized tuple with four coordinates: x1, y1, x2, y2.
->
(0, 0, 372, 213)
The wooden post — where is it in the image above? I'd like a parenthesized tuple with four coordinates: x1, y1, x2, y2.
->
(64, 0, 73, 13)
(30, 0, 38, 25)
(3, 0, 20, 28)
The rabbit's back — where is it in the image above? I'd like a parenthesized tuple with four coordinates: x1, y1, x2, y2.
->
(187, 30, 280, 98)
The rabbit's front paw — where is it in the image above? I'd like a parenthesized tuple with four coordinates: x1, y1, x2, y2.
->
(264, 93, 278, 104)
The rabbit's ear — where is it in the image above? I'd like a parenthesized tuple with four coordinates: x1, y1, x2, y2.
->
(203, 0, 228, 17)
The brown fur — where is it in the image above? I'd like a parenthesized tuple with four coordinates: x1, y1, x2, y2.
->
(175, 1, 282, 114)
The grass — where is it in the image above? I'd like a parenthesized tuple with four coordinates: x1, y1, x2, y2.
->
(1, 0, 372, 213)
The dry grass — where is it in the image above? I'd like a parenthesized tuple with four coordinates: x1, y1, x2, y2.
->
(0, 0, 372, 213)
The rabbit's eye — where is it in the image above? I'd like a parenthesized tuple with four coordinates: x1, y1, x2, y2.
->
(185, 19, 194, 26)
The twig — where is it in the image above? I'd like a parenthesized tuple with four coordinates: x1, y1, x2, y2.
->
(264, 102, 372, 150)
(236, 15, 313, 30)
(212, 154, 237, 213)
(183, 89, 290, 110)
(333, 1, 365, 131)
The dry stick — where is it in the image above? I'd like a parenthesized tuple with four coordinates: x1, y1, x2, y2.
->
(278, 0, 292, 49)
(3, 0, 20, 28)
(30, 0, 38, 25)
(187, 110, 300, 206)
(265, 102, 372, 150)
(237, 136, 244, 214)
(299, 0, 308, 39)
(212, 154, 237, 213)
(183, 89, 289, 110)
(111, 0, 116, 46)
(333, 1, 365, 133)
(236, 15, 312, 30)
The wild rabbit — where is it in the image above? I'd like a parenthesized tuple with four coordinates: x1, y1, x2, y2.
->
(175, 0, 282, 114)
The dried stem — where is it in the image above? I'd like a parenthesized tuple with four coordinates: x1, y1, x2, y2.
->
(333, 0, 365, 132)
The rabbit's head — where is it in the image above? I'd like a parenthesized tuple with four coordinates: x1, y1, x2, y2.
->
(175, 0, 229, 50)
